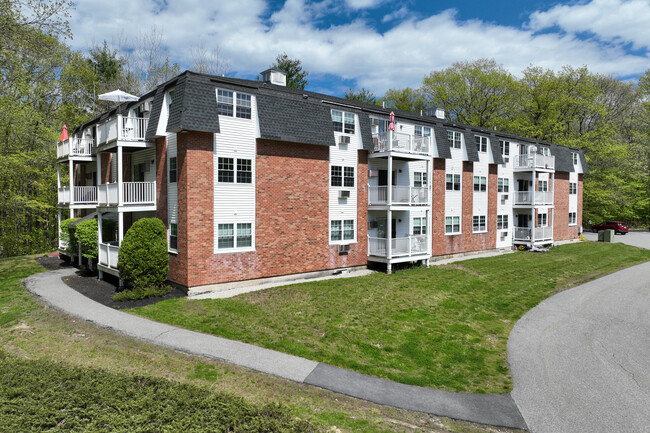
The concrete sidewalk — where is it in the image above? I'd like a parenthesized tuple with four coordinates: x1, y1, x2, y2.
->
(24, 269, 526, 430)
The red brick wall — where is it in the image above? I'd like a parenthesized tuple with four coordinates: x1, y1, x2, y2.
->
(99, 153, 112, 184)
(431, 158, 446, 256)
(554, 172, 569, 240)
(578, 174, 584, 229)
(122, 154, 132, 182)
(174, 138, 368, 288)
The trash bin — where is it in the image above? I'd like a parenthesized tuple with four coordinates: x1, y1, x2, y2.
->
(600, 229, 614, 242)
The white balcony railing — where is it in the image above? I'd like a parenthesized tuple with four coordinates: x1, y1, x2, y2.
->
(514, 191, 554, 205)
(515, 154, 555, 171)
(98, 242, 119, 269)
(368, 186, 428, 206)
(97, 181, 155, 206)
(58, 186, 98, 204)
(372, 131, 431, 155)
(57, 138, 96, 159)
(97, 115, 149, 145)
(368, 235, 429, 258)
(514, 226, 554, 242)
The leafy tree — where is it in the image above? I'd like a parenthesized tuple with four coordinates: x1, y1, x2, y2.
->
(380, 87, 428, 113)
(344, 88, 378, 105)
(271, 52, 308, 89)
(421, 59, 519, 128)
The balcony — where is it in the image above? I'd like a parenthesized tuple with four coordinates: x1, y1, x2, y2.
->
(372, 131, 431, 156)
(97, 115, 149, 146)
(514, 226, 554, 243)
(513, 191, 554, 206)
(97, 182, 156, 207)
(57, 138, 95, 159)
(514, 154, 555, 171)
(368, 186, 428, 206)
(368, 235, 429, 258)
(58, 186, 98, 205)
(98, 242, 119, 270)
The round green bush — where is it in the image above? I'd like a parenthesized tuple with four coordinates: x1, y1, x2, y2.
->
(117, 218, 169, 292)
(60, 217, 80, 255)
(75, 218, 98, 259)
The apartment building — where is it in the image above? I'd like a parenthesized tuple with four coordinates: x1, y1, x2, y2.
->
(57, 69, 588, 291)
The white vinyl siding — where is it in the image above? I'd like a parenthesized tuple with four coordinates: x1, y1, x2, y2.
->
(214, 93, 257, 253)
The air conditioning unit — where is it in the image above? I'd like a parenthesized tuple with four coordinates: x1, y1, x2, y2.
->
(338, 244, 350, 254)
(338, 190, 350, 199)
(501, 194, 509, 201)
(140, 101, 151, 113)
(503, 156, 510, 163)
(368, 169, 378, 177)
(339, 136, 350, 145)
(368, 220, 378, 229)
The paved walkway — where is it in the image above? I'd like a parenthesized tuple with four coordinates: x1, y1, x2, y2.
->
(509, 260, 650, 432)
(24, 269, 526, 429)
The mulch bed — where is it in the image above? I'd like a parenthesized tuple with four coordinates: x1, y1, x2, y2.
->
(34, 254, 186, 310)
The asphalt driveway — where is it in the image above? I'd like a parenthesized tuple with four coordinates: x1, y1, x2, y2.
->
(508, 259, 650, 432)
(582, 230, 650, 250)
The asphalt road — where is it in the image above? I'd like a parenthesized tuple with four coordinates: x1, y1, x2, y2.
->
(583, 230, 650, 250)
(508, 254, 650, 433)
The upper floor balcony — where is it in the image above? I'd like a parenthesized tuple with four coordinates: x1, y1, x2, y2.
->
(368, 186, 429, 207)
(97, 115, 149, 148)
(58, 186, 98, 206)
(57, 138, 95, 160)
(97, 181, 156, 208)
(513, 191, 554, 206)
(372, 131, 431, 157)
(514, 154, 555, 171)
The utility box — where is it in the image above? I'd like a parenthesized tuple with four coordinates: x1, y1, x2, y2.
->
(598, 229, 614, 242)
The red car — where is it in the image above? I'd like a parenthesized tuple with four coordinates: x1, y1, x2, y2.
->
(591, 221, 629, 234)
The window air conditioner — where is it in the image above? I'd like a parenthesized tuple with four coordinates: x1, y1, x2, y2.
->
(368, 220, 378, 229)
(339, 136, 351, 145)
(368, 169, 378, 177)
(338, 190, 350, 199)
(501, 194, 509, 201)
(140, 101, 151, 113)
(503, 156, 509, 163)
(338, 244, 350, 254)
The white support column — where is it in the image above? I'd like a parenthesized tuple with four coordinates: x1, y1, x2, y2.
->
(118, 212, 124, 245)
(117, 146, 123, 206)
(57, 209, 62, 250)
(97, 152, 102, 186)
(68, 159, 74, 203)
(97, 211, 103, 280)
(387, 154, 393, 263)
(56, 164, 61, 189)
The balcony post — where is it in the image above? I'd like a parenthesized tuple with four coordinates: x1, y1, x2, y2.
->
(56, 163, 61, 189)
(117, 146, 123, 206)
(118, 212, 124, 245)
(531, 209, 536, 244)
(97, 152, 102, 188)
(387, 154, 393, 263)
(68, 159, 74, 204)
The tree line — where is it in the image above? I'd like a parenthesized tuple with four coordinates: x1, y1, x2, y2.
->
(0, 0, 647, 256)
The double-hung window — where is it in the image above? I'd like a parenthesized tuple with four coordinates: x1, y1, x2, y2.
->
(343, 167, 354, 187)
(413, 217, 427, 235)
(473, 215, 487, 232)
(169, 157, 177, 183)
(445, 216, 461, 234)
(447, 130, 461, 149)
(499, 140, 510, 156)
(497, 178, 509, 192)
(475, 136, 488, 153)
(473, 176, 487, 192)
(217, 223, 252, 249)
(414, 172, 427, 188)
(332, 110, 355, 134)
(331, 166, 354, 187)
(497, 215, 509, 230)
(569, 212, 577, 225)
(446, 174, 461, 191)
(572, 153, 579, 165)
(218, 157, 252, 183)
(217, 89, 253, 119)
(537, 213, 548, 227)
(331, 219, 354, 242)
(415, 126, 431, 136)
(169, 223, 178, 251)
(569, 182, 577, 194)
(538, 180, 548, 192)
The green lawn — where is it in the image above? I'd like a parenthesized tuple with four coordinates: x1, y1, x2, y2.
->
(129, 242, 650, 394)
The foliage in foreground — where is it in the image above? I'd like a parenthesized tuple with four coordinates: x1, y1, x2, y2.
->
(112, 284, 171, 302)
(0, 351, 314, 433)
(75, 218, 98, 260)
(117, 218, 169, 297)
(129, 242, 650, 394)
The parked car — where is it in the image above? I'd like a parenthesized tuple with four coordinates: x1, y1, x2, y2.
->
(591, 221, 629, 234)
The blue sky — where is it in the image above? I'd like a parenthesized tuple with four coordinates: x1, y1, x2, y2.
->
(68, 0, 650, 96)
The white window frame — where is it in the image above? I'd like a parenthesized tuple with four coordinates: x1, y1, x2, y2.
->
(168, 156, 177, 183)
(569, 212, 577, 225)
(473, 176, 487, 192)
(414, 126, 432, 137)
(331, 165, 355, 188)
(216, 222, 254, 252)
(499, 140, 510, 156)
(330, 219, 356, 243)
(413, 217, 427, 235)
(217, 88, 253, 119)
(572, 153, 579, 165)
(497, 215, 509, 230)
(447, 130, 462, 149)
(332, 109, 355, 134)
(414, 172, 427, 188)
(169, 223, 178, 253)
(446, 173, 461, 191)
(537, 213, 548, 227)
(217, 157, 252, 184)
(472, 215, 487, 233)
(538, 180, 549, 192)
(445, 216, 461, 235)
(475, 135, 488, 153)
(569, 182, 577, 194)
(497, 177, 509, 193)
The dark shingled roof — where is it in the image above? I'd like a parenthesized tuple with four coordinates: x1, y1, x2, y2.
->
(166, 74, 220, 134)
(462, 130, 479, 162)
(432, 125, 452, 159)
(145, 86, 166, 139)
(257, 93, 334, 147)
(550, 144, 575, 173)
(489, 134, 504, 164)
(356, 110, 374, 151)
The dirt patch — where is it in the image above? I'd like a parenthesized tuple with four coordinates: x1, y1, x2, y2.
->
(35, 254, 74, 271)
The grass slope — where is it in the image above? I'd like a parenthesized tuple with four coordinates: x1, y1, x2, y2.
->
(1, 255, 523, 433)
(129, 242, 650, 394)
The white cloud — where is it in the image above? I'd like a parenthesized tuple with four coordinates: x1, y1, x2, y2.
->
(382, 6, 409, 23)
(67, 0, 650, 96)
(344, 0, 384, 10)
(528, 0, 650, 50)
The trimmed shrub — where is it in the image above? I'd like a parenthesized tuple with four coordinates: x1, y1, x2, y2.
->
(60, 217, 80, 255)
(75, 218, 98, 259)
(117, 218, 169, 295)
